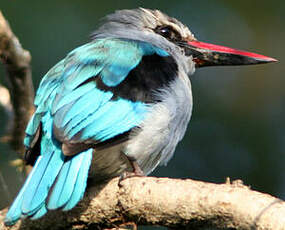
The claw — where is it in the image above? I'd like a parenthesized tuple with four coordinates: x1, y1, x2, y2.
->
(118, 157, 144, 186)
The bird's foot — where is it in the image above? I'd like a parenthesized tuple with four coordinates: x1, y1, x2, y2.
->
(118, 171, 144, 187)
(118, 159, 145, 186)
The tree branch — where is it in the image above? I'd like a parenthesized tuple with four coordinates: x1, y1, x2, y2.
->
(0, 84, 12, 115)
(0, 84, 13, 134)
(0, 177, 285, 230)
(0, 10, 34, 155)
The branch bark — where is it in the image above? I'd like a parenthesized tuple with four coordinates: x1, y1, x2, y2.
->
(0, 84, 13, 134)
(0, 10, 34, 155)
(0, 9, 285, 230)
(1, 177, 285, 230)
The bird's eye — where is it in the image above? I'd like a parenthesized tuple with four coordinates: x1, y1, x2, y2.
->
(156, 26, 178, 40)
(160, 27, 172, 37)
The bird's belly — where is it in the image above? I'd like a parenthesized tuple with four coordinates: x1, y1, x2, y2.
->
(88, 143, 132, 182)
(88, 76, 192, 180)
(124, 76, 193, 175)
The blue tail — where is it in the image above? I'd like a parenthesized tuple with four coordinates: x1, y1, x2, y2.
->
(4, 145, 93, 226)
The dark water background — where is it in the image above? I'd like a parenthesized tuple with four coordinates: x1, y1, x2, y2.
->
(0, 1, 284, 229)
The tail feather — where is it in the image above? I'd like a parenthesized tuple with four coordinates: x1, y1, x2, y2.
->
(30, 205, 47, 220)
(4, 147, 93, 226)
(63, 149, 93, 211)
(4, 157, 42, 226)
(47, 150, 85, 209)
(22, 147, 64, 215)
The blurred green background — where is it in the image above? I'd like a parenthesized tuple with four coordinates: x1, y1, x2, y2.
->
(0, 0, 284, 228)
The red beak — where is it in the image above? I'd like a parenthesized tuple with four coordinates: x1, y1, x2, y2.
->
(185, 40, 277, 67)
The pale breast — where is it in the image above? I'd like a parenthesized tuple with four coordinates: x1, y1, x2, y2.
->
(124, 72, 193, 175)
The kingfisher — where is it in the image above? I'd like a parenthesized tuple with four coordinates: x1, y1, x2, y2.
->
(4, 8, 276, 225)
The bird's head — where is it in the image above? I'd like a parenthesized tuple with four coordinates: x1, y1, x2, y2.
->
(93, 8, 276, 70)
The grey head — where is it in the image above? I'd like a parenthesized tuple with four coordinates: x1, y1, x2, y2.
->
(93, 8, 196, 70)
(93, 8, 276, 69)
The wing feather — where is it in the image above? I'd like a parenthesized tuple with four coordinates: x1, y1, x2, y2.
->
(26, 38, 169, 155)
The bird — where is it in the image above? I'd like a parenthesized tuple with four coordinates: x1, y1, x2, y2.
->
(4, 8, 276, 226)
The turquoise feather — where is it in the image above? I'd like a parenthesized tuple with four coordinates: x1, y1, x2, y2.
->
(4, 157, 42, 225)
(5, 37, 169, 226)
(21, 145, 64, 214)
(47, 151, 85, 209)
(52, 82, 97, 115)
(62, 89, 113, 137)
(62, 149, 93, 211)
(80, 99, 148, 141)
(30, 205, 47, 220)
(61, 86, 109, 127)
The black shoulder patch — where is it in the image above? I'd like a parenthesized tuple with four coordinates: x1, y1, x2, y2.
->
(97, 54, 178, 103)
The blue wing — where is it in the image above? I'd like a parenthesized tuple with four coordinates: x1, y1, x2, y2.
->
(51, 39, 168, 145)
(5, 38, 169, 226)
